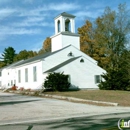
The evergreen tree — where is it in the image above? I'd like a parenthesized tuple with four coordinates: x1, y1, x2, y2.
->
(1, 47, 16, 65)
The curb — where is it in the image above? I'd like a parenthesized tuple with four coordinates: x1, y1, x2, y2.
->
(39, 94, 118, 106)
(2, 90, 118, 106)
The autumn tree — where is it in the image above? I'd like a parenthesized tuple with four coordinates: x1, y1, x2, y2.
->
(14, 50, 38, 62)
(27, 50, 37, 58)
(78, 20, 95, 57)
(78, 3, 129, 70)
(0, 61, 6, 68)
(94, 4, 129, 70)
(38, 37, 51, 54)
(78, 17, 112, 68)
(38, 48, 45, 55)
(43, 37, 51, 52)
(94, 8, 117, 69)
(78, 3, 130, 90)
(1, 47, 16, 65)
(98, 4, 130, 90)
(14, 50, 28, 61)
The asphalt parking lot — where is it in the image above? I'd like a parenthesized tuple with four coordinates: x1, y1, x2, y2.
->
(0, 91, 130, 125)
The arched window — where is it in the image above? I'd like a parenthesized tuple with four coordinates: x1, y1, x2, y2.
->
(80, 58, 84, 63)
(57, 20, 60, 32)
(65, 19, 70, 31)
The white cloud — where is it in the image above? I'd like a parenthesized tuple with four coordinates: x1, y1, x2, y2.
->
(0, 8, 16, 15)
(18, 7, 43, 17)
(47, 3, 80, 11)
(85, 1, 105, 10)
(0, 2, 81, 51)
(0, 26, 41, 35)
(26, 17, 44, 22)
(0, 2, 80, 19)
(18, 2, 80, 17)
(75, 11, 91, 18)
(15, 16, 45, 26)
(75, 8, 104, 19)
(13, 28, 41, 35)
(0, 8, 17, 20)
(13, 21, 53, 27)
(11, 16, 53, 27)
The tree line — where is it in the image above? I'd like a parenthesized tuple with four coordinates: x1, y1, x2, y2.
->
(0, 3, 130, 90)
(0, 37, 51, 68)
(78, 3, 130, 90)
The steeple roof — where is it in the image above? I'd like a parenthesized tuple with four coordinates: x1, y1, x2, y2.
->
(55, 12, 75, 19)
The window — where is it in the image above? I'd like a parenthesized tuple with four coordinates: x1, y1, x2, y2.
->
(95, 75, 101, 84)
(68, 52, 73, 56)
(57, 20, 60, 32)
(33, 66, 37, 82)
(25, 68, 28, 82)
(11, 80, 13, 86)
(68, 75, 71, 83)
(18, 70, 21, 83)
(0, 81, 1, 86)
(65, 19, 70, 31)
(80, 58, 84, 63)
(0, 71, 2, 77)
(14, 80, 16, 85)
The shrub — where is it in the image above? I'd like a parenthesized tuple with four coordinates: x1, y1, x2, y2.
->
(43, 72, 70, 91)
(20, 87, 24, 91)
(98, 69, 130, 90)
(26, 88, 31, 91)
(11, 86, 17, 90)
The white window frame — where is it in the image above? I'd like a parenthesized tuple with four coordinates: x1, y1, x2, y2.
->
(25, 68, 28, 82)
(95, 75, 101, 84)
(33, 66, 37, 82)
(18, 70, 21, 83)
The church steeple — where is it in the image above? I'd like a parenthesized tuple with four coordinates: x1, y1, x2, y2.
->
(51, 12, 80, 52)
(55, 12, 76, 34)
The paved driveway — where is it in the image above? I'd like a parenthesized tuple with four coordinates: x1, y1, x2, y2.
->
(0, 91, 130, 125)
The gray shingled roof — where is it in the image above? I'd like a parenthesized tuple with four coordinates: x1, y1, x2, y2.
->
(61, 12, 75, 18)
(13, 45, 71, 67)
(44, 56, 81, 73)
(0, 60, 24, 70)
(55, 12, 75, 19)
(61, 31, 80, 36)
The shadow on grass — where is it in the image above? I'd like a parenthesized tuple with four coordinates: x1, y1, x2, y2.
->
(43, 88, 80, 92)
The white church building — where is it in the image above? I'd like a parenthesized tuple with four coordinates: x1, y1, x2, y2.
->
(0, 12, 106, 90)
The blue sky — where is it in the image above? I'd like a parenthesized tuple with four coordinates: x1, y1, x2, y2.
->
(0, 0, 130, 55)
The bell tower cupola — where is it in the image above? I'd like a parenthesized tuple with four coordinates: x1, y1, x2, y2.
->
(55, 12, 75, 34)
(51, 12, 80, 52)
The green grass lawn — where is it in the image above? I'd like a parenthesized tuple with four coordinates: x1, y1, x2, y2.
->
(44, 90, 130, 106)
